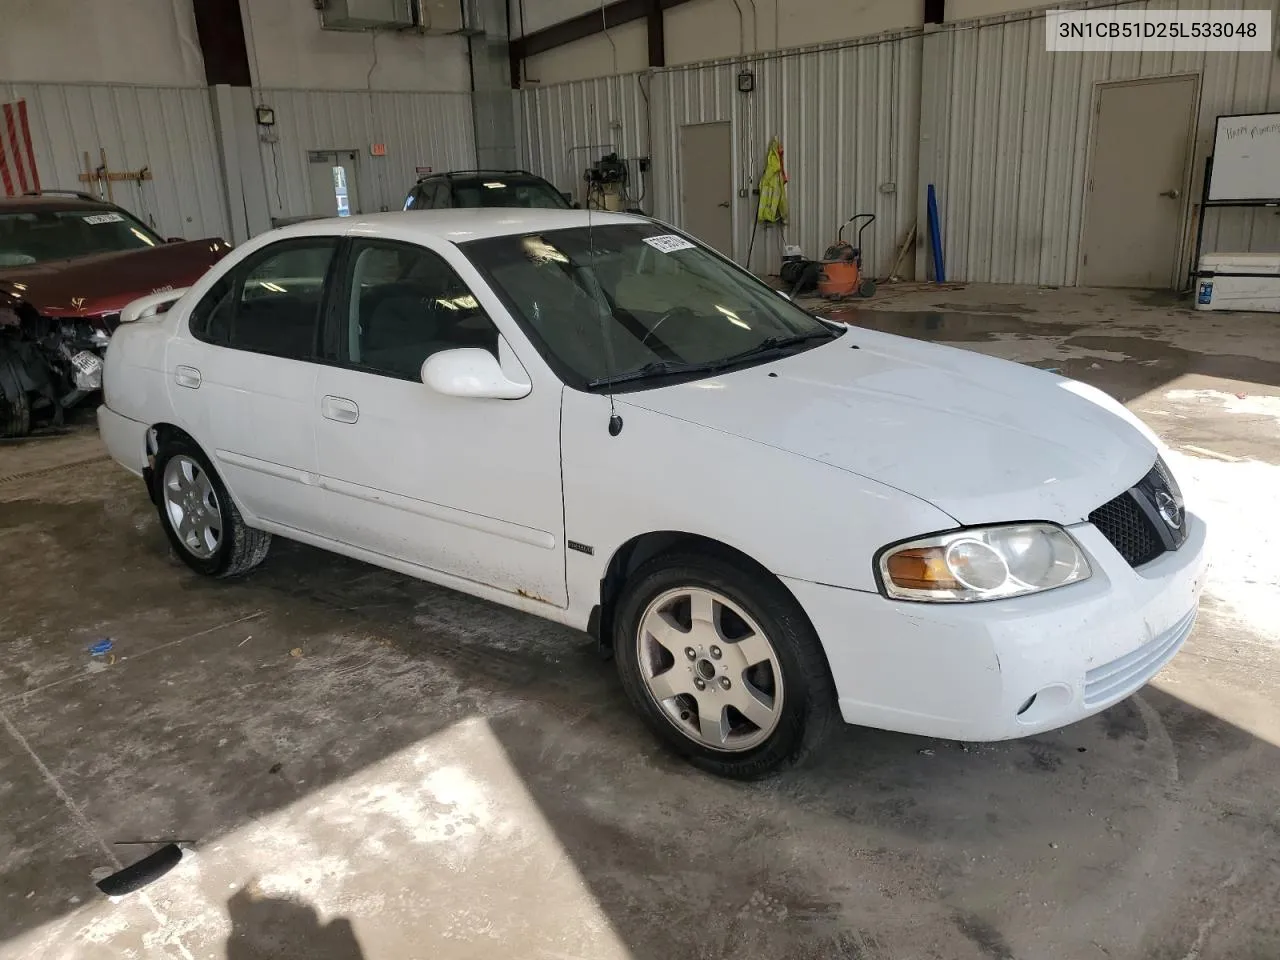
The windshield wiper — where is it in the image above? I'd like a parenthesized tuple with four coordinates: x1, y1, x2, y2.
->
(587, 359, 717, 389)
(711, 327, 843, 367)
(586, 328, 843, 390)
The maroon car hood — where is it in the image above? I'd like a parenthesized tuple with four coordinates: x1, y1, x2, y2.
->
(0, 239, 230, 321)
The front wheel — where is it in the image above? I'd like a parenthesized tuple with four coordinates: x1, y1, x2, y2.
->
(154, 437, 271, 578)
(613, 553, 837, 779)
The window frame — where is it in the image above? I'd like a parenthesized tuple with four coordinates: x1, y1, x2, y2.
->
(329, 236, 500, 383)
(187, 236, 341, 363)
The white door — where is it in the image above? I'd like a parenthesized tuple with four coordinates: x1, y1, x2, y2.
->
(307, 150, 361, 218)
(679, 122, 734, 256)
(167, 238, 338, 529)
(311, 236, 567, 605)
(1081, 76, 1198, 288)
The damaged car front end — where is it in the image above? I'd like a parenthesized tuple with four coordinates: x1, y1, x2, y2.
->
(0, 193, 231, 437)
(0, 290, 113, 436)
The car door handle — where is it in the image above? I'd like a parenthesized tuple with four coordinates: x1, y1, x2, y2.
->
(321, 395, 359, 424)
(174, 365, 201, 389)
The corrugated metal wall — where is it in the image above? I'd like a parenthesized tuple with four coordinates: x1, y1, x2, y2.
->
(518, 33, 922, 278)
(517, 74, 651, 204)
(923, 0, 1280, 285)
(520, 1, 1279, 287)
(651, 33, 922, 276)
(254, 89, 476, 220)
(1, 82, 229, 241)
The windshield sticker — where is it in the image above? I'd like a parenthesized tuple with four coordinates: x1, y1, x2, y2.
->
(82, 213, 125, 225)
(643, 234, 695, 254)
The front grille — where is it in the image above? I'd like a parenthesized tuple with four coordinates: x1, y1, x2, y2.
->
(1089, 491, 1165, 567)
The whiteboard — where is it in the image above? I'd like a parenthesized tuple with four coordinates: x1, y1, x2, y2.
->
(1208, 113, 1280, 202)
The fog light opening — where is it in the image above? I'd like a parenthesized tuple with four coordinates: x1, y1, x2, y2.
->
(1015, 683, 1074, 726)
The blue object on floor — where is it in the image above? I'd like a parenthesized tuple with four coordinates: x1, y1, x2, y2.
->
(89, 639, 114, 656)
(927, 183, 946, 284)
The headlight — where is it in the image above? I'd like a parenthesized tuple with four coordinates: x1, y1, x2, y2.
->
(878, 523, 1091, 602)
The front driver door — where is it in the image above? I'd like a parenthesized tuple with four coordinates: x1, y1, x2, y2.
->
(312, 236, 566, 606)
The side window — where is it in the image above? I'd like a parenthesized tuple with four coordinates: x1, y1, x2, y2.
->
(189, 274, 234, 342)
(407, 185, 431, 209)
(345, 240, 498, 380)
(432, 182, 453, 209)
(190, 240, 336, 359)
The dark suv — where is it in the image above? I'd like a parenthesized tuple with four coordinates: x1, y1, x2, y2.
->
(403, 169, 572, 212)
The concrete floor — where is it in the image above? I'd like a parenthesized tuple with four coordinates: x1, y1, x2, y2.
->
(1, 283, 1278, 960)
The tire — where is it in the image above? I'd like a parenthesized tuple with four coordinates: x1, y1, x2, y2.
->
(153, 436, 271, 578)
(0, 386, 30, 438)
(613, 552, 837, 779)
(857, 278, 877, 298)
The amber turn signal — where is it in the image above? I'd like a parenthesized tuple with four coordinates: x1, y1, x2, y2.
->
(884, 547, 960, 591)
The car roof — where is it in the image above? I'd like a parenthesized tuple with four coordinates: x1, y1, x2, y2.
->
(416, 169, 546, 183)
(0, 194, 121, 214)
(273, 208, 652, 244)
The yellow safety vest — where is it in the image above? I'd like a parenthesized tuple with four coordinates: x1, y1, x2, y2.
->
(756, 137, 789, 224)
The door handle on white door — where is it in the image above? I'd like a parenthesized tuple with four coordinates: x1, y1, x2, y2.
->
(174, 365, 201, 389)
(321, 395, 359, 424)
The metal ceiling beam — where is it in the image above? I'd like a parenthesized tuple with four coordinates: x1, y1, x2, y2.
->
(191, 0, 252, 87)
(509, 0, 695, 83)
(647, 0, 666, 68)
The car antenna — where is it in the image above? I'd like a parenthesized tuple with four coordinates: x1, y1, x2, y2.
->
(586, 102, 623, 438)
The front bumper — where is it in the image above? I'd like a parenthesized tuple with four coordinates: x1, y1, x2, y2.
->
(784, 512, 1208, 741)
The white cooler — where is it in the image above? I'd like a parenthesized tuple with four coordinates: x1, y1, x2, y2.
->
(1196, 252, 1280, 312)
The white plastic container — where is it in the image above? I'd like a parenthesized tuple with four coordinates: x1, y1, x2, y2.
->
(1196, 252, 1280, 312)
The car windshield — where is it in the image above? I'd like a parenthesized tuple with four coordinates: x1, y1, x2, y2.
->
(0, 207, 162, 266)
(464, 223, 837, 389)
(451, 176, 570, 210)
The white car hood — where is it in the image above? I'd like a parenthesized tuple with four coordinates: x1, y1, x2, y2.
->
(619, 327, 1157, 526)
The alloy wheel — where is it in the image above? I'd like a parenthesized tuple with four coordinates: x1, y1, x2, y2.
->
(636, 586, 785, 752)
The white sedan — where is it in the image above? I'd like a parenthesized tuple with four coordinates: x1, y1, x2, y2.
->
(98, 210, 1207, 778)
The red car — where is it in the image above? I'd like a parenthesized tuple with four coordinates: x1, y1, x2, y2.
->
(0, 192, 231, 437)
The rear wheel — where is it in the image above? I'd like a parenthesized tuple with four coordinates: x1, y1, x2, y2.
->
(154, 437, 271, 578)
(613, 552, 836, 779)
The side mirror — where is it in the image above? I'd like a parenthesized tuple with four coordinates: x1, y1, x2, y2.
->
(422, 348, 531, 400)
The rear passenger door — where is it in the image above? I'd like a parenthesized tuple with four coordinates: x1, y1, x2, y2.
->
(167, 237, 338, 531)
(311, 236, 567, 605)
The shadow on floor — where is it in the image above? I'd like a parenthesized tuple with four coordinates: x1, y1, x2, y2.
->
(825, 308, 1280, 402)
(225, 888, 363, 960)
